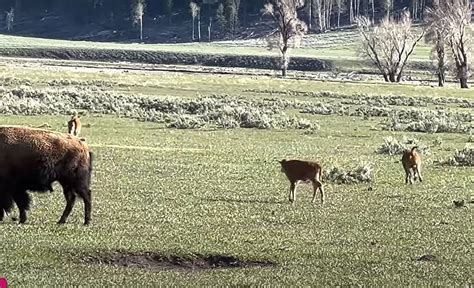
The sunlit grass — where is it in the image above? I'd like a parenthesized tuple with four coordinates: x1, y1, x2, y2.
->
(0, 61, 472, 286)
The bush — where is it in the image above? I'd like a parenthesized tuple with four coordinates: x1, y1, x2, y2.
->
(324, 165, 373, 184)
(446, 146, 474, 166)
(376, 136, 430, 155)
(0, 86, 315, 130)
(383, 110, 472, 134)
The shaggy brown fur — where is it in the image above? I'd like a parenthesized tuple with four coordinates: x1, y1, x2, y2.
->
(67, 115, 82, 136)
(402, 146, 423, 184)
(0, 126, 93, 225)
(279, 159, 325, 204)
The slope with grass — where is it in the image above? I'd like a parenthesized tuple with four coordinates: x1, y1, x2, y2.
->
(0, 29, 434, 75)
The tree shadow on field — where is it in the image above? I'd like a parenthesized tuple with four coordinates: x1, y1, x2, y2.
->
(202, 196, 286, 205)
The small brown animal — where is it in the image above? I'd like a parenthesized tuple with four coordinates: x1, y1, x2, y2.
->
(402, 146, 423, 184)
(67, 115, 81, 136)
(279, 159, 325, 204)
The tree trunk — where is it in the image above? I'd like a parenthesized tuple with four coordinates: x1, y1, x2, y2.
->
(317, 0, 323, 31)
(349, 0, 353, 23)
(198, 14, 201, 41)
(192, 17, 195, 40)
(371, 0, 375, 22)
(437, 44, 445, 87)
(382, 74, 389, 82)
(438, 72, 445, 87)
(460, 77, 469, 88)
(457, 63, 469, 88)
(208, 17, 212, 42)
(281, 48, 289, 77)
(308, 0, 312, 30)
(140, 17, 143, 41)
(389, 72, 396, 82)
(337, 5, 341, 28)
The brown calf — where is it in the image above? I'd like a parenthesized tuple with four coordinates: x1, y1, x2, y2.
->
(279, 159, 325, 204)
(67, 115, 82, 136)
(402, 146, 423, 184)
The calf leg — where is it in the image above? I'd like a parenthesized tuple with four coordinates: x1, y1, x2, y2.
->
(404, 166, 411, 184)
(416, 165, 423, 182)
(311, 179, 325, 204)
(58, 188, 76, 224)
(289, 181, 298, 205)
(13, 190, 30, 224)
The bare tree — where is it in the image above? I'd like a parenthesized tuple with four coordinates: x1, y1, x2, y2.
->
(197, 5, 201, 41)
(263, 0, 308, 77)
(424, 2, 449, 87)
(5, 7, 14, 31)
(132, 0, 146, 41)
(443, 0, 471, 88)
(190, 2, 199, 41)
(208, 17, 212, 42)
(357, 11, 424, 82)
(335, 0, 342, 28)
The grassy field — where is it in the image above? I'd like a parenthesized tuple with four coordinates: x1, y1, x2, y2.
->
(0, 58, 473, 286)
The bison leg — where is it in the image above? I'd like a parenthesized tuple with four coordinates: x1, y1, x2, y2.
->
(76, 188, 91, 225)
(58, 189, 76, 224)
(13, 190, 30, 224)
(0, 209, 4, 221)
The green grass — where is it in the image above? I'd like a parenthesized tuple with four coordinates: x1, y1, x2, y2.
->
(0, 60, 472, 286)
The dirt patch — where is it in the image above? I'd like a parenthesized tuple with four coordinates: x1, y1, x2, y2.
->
(83, 252, 276, 271)
(416, 255, 437, 262)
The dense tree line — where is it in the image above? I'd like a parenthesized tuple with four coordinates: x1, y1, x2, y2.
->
(1, 0, 437, 29)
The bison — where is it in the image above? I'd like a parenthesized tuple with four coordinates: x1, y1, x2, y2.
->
(0, 126, 93, 225)
(279, 159, 325, 205)
(402, 146, 423, 184)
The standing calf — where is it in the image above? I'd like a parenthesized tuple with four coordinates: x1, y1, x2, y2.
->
(68, 115, 82, 136)
(0, 126, 93, 225)
(279, 159, 325, 204)
(402, 146, 423, 184)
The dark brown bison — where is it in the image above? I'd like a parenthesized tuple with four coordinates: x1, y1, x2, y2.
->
(0, 126, 93, 225)
(279, 159, 325, 205)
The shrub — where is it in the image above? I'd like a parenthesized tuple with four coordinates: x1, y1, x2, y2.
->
(446, 146, 474, 166)
(376, 136, 430, 155)
(324, 165, 373, 184)
(383, 110, 472, 134)
(0, 86, 315, 130)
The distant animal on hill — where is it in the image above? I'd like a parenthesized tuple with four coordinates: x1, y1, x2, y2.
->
(0, 126, 93, 225)
(67, 115, 82, 136)
(402, 146, 423, 184)
(279, 159, 325, 205)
